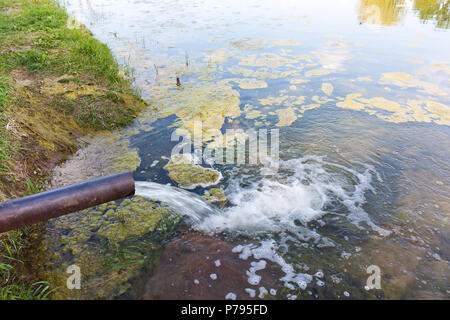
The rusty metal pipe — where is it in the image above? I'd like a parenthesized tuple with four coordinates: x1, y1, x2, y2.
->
(0, 171, 135, 233)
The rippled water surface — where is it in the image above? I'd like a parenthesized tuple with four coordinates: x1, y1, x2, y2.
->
(44, 0, 449, 299)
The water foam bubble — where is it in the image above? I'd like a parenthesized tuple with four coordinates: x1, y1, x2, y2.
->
(196, 155, 390, 236)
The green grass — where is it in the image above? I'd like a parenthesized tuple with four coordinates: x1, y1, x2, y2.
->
(0, 228, 53, 300)
(0, 73, 12, 175)
(0, 0, 137, 90)
(17, 49, 49, 72)
(0, 0, 133, 89)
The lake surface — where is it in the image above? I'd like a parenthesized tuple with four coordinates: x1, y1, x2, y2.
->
(45, 0, 449, 299)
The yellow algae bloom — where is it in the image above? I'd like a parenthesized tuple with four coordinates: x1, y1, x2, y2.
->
(431, 63, 450, 74)
(155, 83, 241, 142)
(293, 54, 313, 62)
(289, 85, 297, 91)
(380, 72, 447, 97)
(279, 70, 302, 78)
(259, 95, 289, 106)
(237, 69, 301, 81)
(336, 93, 365, 110)
(206, 130, 249, 150)
(239, 53, 297, 68)
(239, 54, 257, 66)
(258, 94, 306, 107)
(336, 92, 449, 126)
(356, 76, 372, 82)
(233, 78, 268, 90)
(305, 69, 331, 77)
(245, 110, 266, 120)
(406, 59, 423, 64)
(299, 104, 320, 113)
(288, 96, 307, 106)
(228, 66, 254, 77)
(359, 97, 402, 113)
(271, 40, 300, 47)
(321, 83, 334, 96)
(407, 100, 450, 125)
(203, 48, 234, 65)
(381, 72, 413, 82)
(290, 78, 310, 85)
(228, 38, 267, 51)
(275, 108, 297, 127)
(312, 95, 333, 104)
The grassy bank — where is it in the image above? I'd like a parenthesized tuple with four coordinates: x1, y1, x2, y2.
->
(0, 0, 146, 299)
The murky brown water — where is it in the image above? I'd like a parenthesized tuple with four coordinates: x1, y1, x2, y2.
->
(37, 0, 450, 299)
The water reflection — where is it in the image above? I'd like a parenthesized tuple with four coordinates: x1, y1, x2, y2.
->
(358, 0, 406, 26)
(414, 0, 450, 29)
(358, 0, 449, 29)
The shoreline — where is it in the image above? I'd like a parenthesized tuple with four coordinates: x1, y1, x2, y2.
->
(0, 0, 145, 299)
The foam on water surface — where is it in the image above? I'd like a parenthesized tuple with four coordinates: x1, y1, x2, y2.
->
(136, 155, 390, 291)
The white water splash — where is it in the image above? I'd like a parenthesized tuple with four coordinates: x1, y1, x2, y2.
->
(136, 155, 390, 291)
(196, 156, 390, 236)
(135, 181, 219, 223)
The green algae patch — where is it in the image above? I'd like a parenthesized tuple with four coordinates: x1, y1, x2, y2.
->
(203, 48, 235, 66)
(231, 78, 268, 90)
(29, 196, 180, 299)
(227, 65, 301, 81)
(163, 154, 222, 189)
(203, 188, 228, 207)
(97, 196, 168, 243)
(228, 38, 267, 51)
(154, 82, 241, 142)
(238, 53, 297, 69)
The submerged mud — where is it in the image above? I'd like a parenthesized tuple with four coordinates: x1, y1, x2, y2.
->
(141, 232, 282, 300)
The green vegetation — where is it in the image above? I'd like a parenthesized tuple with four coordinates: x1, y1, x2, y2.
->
(0, 0, 146, 299)
(0, 227, 52, 299)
